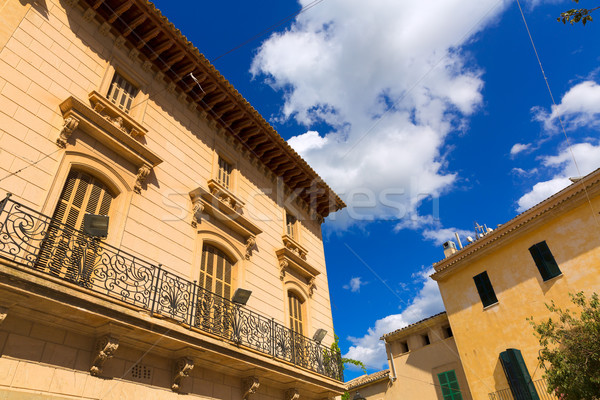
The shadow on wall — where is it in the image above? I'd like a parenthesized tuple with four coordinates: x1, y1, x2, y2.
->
(20, 0, 48, 19)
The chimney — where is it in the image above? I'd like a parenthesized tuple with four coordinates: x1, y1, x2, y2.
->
(442, 241, 458, 258)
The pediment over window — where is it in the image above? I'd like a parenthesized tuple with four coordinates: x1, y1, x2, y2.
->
(57, 93, 162, 193)
(189, 186, 262, 259)
(276, 247, 320, 296)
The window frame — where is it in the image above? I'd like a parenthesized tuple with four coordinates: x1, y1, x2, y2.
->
(106, 72, 139, 114)
(285, 211, 299, 240)
(288, 290, 305, 335)
(529, 241, 562, 281)
(437, 369, 463, 400)
(473, 271, 498, 308)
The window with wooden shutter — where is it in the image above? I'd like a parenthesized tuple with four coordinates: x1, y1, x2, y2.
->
(437, 370, 463, 400)
(288, 292, 304, 334)
(37, 170, 114, 283)
(217, 156, 233, 189)
(473, 271, 498, 308)
(107, 72, 139, 113)
(199, 244, 233, 299)
(499, 349, 540, 400)
(529, 241, 562, 281)
(286, 212, 297, 239)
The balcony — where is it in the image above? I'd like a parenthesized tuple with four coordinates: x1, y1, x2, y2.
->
(0, 194, 343, 383)
(488, 379, 559, 400)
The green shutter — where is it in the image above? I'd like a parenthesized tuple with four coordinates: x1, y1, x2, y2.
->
(499, 349, 540, 400)
(437, 370, 463, 400)
(529, 241, 561, 281)
(473, 271, 498, 307)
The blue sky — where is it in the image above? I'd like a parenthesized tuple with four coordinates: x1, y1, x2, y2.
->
(151, 0, 600, 380)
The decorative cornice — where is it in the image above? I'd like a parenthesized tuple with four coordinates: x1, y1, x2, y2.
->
(73, 0, 346, 219)
(431, 169, 600, 280)
(276, 247, 320, 293)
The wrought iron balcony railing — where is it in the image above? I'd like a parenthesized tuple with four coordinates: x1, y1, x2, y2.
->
(0, 195, 343, 381)
(488, 379, 559, 400)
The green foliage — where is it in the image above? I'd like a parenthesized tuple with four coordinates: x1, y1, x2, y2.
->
(558, 0, 600, 25)
(330, 334, 367, 400)
(528, 292, 600, 399)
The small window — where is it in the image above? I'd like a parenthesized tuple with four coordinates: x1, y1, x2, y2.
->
(443, 325, 453, 339)
(529, 241, 561, 281)
(107, 72, 138, 113)
(437, 370, 463, 400)
(286, 212, 298, 239)
(217, 156, 233, 189)
(473, 271, 498, 308)
(422, 333, 431, 346)
(399, 341, 409, 353)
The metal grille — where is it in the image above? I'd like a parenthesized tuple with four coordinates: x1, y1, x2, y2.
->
(488, 379, 558, 400)
(131, 364, 152, 382)
(0, 195, 344, 381)
(217, 156, 232, 189)
(107, 73, 138, 113)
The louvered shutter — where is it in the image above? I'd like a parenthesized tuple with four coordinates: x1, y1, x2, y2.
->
(529, 241, 561, 281)
(499, 349, 540, 400)
(473, 271, 498, 307)
(438, 370, 463, 400)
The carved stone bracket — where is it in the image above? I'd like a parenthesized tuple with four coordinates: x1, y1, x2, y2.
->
(279, 259, 288, 281)
(307, 277, 316, 297)
(99, 21, 111, 36)
(88, 91, 148, 139)
(90, 335, 119, 376)
(207, 179, 244, 211)
(56, 116, 80, 148)
(83, 8, 96, 21)
(134, 165, 151, 194)
(0, 307, 7, 325)
(171, 357, 194, 393)
(191, 200, 205, 228)
(285, 388, 300, 400)
(114, 35, 126, 49)
(245, 236, 256, 260)
(242, 376, 260, 400)
(282, 235, 308, 260)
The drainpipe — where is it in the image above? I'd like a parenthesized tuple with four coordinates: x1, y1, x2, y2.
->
(384, 340, 397, 381)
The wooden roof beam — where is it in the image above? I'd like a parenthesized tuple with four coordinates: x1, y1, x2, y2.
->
(262, 148, 284, 164)
(149, 40, 173, 60)
(222, 110, 245, 127)
(247, 133, 269, 147)
(238, 126, 261, 140)
(213, 102, 236, 117)
(161, 52, 186, 72)
(174, 64, 196, 82)
(136, 26, 161, 48)
(204, 93, 227, 108)
(91, 0, 104, 10)
(108, 0, 133, 23)
(123, 13, 147, 37)
(254, 142, 277, 157)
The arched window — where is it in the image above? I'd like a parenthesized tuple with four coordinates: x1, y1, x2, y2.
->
(199, 244, 234, 299)
(288, 291, 305, 334)
(38, 170, 115, 282)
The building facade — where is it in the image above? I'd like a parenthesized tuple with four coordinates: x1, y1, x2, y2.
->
(0, 0, 346, 398)
(346, 312, 472, 400)
(431, 170, 600, 400)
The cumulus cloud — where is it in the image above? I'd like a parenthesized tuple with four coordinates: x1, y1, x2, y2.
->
(251, 0, 516, 229)
(344, 268, 444, 369)
(510, 143, 532, 156)
(516, 142, 600, 212)
(343, 277, 367, 293)
(422, 227, 473, 246)
(534, 81, 600, 132)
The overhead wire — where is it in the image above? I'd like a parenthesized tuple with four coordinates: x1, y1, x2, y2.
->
(515, 0, 600, 231)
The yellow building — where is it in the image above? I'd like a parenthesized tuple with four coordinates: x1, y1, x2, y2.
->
(431, 169, 600, 400)
(0, 0, 346, 398)
(346, 312, 472, 400)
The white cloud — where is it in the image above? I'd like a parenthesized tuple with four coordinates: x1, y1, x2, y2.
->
(516, 142, 600, 212)
(534, 81, 600, 132)
(343, 268, 444, 369)
(510, 143, 532, 156)
(422, 227, 473, 246)
(343, 277, 367, 293)
(252, 0, 519, 229)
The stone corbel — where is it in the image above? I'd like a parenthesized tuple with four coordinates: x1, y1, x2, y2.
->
(242, 376, 260, 400)
(0, 307, 7, 325)
(245, 236, 256, 260)
(64, 0, 79, 7)
(279, 260, 288, 281)
(134, 165, 151, 194)
(83, 8, 96, 21)
(285, 389, 300, 400)
(167, 82, 176, 94)
(128, 48, 140, 61)
(155, 70, 165, 83)
(307, 277, 316, 297)
(56, 116, 80, 148)
(171, 357, 194, 393)
(90, 335, 119, 376)
(142, 60, 153, 72)
(114, 35, 126, 49)
(99, 22, 111, 36)
(191, 199, 205, 228)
